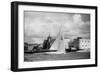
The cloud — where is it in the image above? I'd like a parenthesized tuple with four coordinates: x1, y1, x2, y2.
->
(24, 11, 90, 42)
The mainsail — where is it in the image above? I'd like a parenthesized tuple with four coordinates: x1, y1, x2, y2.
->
(46, 24, 66, 54)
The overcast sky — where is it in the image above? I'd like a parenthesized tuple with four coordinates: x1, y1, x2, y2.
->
(24, 11, 90, 43)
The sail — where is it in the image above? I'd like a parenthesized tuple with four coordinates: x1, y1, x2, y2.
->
(49, 33, 60, 50)
(56, 35, 65, 54)
(47, 24, 66, 54)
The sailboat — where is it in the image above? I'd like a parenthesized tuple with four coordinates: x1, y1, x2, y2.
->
(45, 24, 66, 54)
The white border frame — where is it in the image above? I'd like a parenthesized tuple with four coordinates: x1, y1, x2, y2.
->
(18, 5, 96, 68)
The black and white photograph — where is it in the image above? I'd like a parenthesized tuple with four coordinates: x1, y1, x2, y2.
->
(24, 11, 91, 62)
(11, 1, 97, 71)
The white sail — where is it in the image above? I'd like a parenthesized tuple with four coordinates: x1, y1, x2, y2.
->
(56, 35, 65, 54)
(46, 24, 66, 54)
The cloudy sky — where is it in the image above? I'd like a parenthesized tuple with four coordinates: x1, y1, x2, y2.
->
(24, 11, 90, 43)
